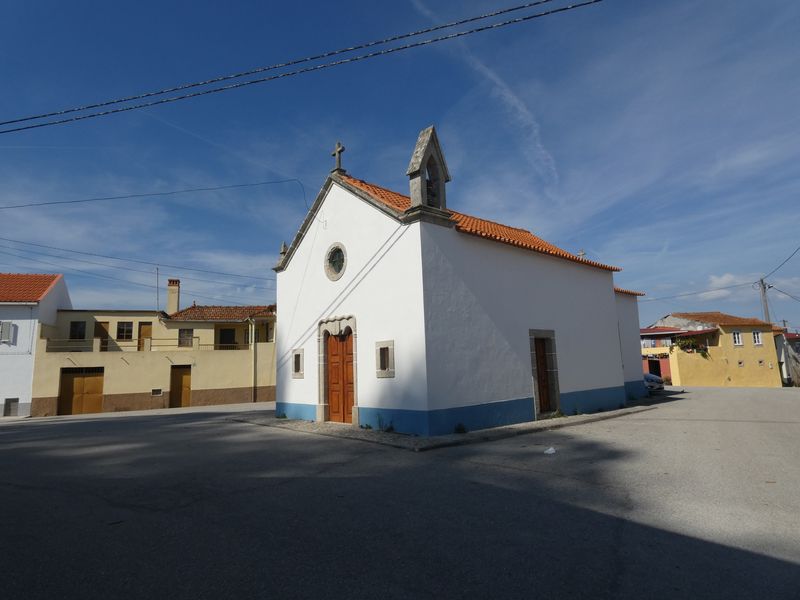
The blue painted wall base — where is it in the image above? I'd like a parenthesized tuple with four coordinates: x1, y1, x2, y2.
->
(275, 402, 316, 421)
(276, 385, 627, 436)
(558, 385, 627, 416)
(624, 380, 648, 400)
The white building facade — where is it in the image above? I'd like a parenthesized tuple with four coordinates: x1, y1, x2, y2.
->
(0, 274, 72, 417)
(275, 127, 644, 436)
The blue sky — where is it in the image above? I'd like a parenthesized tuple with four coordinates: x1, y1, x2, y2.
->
(1, 0, 798, 329)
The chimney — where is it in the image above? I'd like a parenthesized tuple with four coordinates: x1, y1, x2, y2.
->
(167, 279, 180, 314)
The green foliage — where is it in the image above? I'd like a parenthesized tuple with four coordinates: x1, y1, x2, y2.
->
(671, 337, 709, 358)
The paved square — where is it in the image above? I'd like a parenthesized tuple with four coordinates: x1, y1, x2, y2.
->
(1, 388, 798, 599)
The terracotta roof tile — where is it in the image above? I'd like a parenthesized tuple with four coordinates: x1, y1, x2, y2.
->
(641, 327, 686, 335)
(671, 311, 771, 327)
(339, 175, 620, 272)
(614, 287, 645, 297)
(168, 304, 275, 322)
(0, 273, 61, 302)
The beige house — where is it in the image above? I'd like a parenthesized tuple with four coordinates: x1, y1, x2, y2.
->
(31, 279, 276, 416)
(644, 311, 781, 388)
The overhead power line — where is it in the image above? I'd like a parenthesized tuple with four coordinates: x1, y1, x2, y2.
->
(763, 244, 800, 279)
(0, 1, 603, 134)
(0, 242, 273, 290)
(0, 178, 305, 211)
(0, 249, 253, 305)
(0, 0, 556, 129)
(772, 287, 800, 304)
(0, 236, 275, 281)
(639, 282, 753, 303)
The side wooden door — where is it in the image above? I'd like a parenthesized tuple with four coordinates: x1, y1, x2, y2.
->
(535, 338, 552, 413)
(169, 366, 192, 408)
(137, 322, 152, 351)
(94, 321, 110, 352)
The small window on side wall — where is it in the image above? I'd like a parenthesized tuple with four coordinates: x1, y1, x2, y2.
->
(375, 340, 395, 378)
(116, 321, 133, 341)
(732, 331, 743, 346)
(292, 349, 304, 379)
(753, 331, 762, 345)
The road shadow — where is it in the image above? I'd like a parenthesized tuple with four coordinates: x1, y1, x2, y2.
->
(0, 411, 797, 599)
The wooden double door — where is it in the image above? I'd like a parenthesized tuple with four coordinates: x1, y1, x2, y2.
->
(58, 367, 104, 415)
(326, 332, 354, 423)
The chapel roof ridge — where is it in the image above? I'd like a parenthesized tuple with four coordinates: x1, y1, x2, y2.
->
(335, 173, 620, 273)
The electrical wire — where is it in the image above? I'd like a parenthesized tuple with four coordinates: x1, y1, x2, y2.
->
(0, 242, 273, 289)
(0, 0, 556, 128)
(0, 178, 305, 211)
(0, 1, 603, 134)
(763, 244, 800, 279)
(772, 287, 800, 304)
(0, 249, 257, 305)
(639, 283, 753, 303)
(0, 236, 275, 281)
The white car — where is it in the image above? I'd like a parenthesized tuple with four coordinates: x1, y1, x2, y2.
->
(644, 373, 664, 391)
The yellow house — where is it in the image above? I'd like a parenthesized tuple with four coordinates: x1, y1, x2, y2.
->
(644, 311, 781, 388)
(30, 279, 276, 416)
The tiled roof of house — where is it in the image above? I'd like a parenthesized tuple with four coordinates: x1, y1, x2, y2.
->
(671, 311, 771, 327)
(785, 332, 800, 341)
(167, 304, 275, 322)
(339, 175, 620, 272)
(641, 327, 686, 335)
(675, 328, 719, 337)
(0, 273, 62, 303)
(614, 287, 645, 297)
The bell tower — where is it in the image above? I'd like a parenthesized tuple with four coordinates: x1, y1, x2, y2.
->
(406, 126, 451, 211)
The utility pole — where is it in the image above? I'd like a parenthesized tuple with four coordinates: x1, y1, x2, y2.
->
(759, 278, 772, 324)
(156, 267, 160, 311)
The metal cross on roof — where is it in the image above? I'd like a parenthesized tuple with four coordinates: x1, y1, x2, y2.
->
(331, 141, 345, 172)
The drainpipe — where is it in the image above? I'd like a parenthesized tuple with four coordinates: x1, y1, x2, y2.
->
(249, 318, 257, 403)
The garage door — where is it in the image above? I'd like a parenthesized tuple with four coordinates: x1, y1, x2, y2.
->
(57, 367, 105, 415)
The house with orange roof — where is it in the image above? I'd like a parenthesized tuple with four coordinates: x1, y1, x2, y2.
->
(0, 273, 72, 417)
(643, 312, 782, 387)
(274, 126, 646, 435)
(29, 279, 276, 416)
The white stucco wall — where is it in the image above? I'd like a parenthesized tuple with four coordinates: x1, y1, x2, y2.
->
(0, 277, 71, 416)
(276, 183, 429, 415)
(615, 292, 645, 388)
(420, 223, 626, 410)
(0, 304, 39, 415)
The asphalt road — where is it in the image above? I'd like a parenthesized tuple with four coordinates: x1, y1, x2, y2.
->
(1, 388, 798, 599)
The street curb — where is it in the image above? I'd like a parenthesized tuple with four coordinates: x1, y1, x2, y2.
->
(230, 404, 659, 452)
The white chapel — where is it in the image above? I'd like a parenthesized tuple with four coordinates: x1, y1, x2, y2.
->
(275, 126, 645, 435)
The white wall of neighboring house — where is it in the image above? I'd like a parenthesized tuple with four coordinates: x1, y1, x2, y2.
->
(421, 223, 627, 417)
(0, 304, 39, 416)
(276, 183, 429, 421)
(615, 291, 648, 398)
(0, 276, 71, 417)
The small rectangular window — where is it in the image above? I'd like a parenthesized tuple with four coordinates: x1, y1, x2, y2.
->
(732, 331, 743, 346)
(0, 321, 12, 344)
(292, 349, 304, 378)
(3, 398, 20, 417)
(178, 329, 194, 348)
(116, 321, 133, 340)
(69, 321, 86, 340)
(758, 359, 764, 367)
(266, 322, 275, 342)
(151, 388, 163, 396)
(753, 331, 762, 345)
(375, 341, 395, 378)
